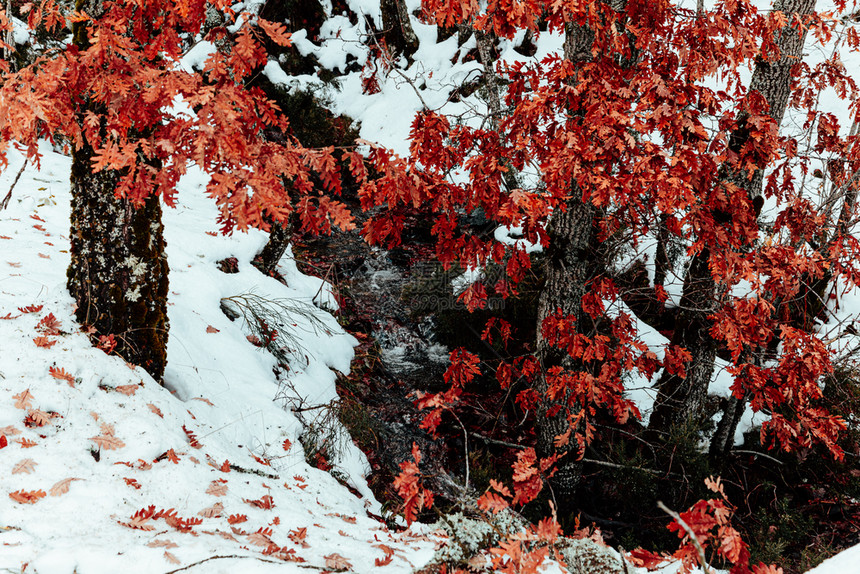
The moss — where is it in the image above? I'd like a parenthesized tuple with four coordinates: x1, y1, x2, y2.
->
(748, 497, 815, 566)
(336, 394, 382, 455)
(268, 85, 361, 150)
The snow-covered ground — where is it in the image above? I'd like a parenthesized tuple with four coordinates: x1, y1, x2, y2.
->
(0, 145, 438, 573)
(3, 0, 860, 570)
(0, 138, 854, 574)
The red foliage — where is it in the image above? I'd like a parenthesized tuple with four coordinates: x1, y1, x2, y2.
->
(379, 0, 860, 530)
(392, 443, 434, 525)
(119, 506, 202, 533)
(0, 0, 357, 238)
(658, 478, 783, 574)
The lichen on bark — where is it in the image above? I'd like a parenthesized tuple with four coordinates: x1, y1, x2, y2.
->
(67, 0, 170, 382)
(67, 142, 170, 382)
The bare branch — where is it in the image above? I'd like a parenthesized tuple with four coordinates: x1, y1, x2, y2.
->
(0, 160, 27, 211)
(657, 501, 713, 574)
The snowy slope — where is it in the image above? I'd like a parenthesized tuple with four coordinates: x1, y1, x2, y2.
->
(0, 144, 437, 573)
(3, 0, 860, 569)
(806, 544, 860, 574)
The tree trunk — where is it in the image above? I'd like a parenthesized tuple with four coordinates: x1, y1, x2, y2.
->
(255, 219, 293, 275)
(67, 145, 170, 382)
(533, 18, 603, 500)
(535, 200, 600, 498)
(380, 0, 418, 57)
(474, 29, 503, 132)
(67, 0, 169, 383)
(650, 0, 816, 435)
(648, 250, 718, 433)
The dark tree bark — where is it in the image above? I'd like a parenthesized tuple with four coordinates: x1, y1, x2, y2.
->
(647, 250, 718, 433)
(67, 0, 169, 382)
(535, 200, 600, 498)
(255, 219, 293, 275)
(649, 0, 816, 438)
(380, 0, 418, 57)
(654, 215, 671, 290)
(533, 16, 607, 500)
(474, 29, 503, 131)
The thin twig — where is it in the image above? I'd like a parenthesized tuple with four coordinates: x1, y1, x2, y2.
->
(0, 160, 27, 211)
(163, 554, 282, 574)
(470, 431, 669, 476)
(730, 449, 785, 466)
(582, 457, 666, 476)
(448, 409, 470, 492)
(470, 431, 524, 449)
(657, 501, 713, 574)
(362, 15, 429, 110)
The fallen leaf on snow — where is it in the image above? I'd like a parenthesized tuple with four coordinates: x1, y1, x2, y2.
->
(326, 512, 357, 524)
(147, 403, 163, 418)
(146, 539, 178, 549)
(90, 434, 125, 450)
(32, 336, 56, 348)
(243, 494, 275, 509)
(9, 490, 46, 504)
(123, 478, 142, 489)
(213, 530, 239, 542)
(115, 384, 138, 396)
(25, 409, 51, 427)
(206, 480, 228, 497)
(289, 527, 309, 547)
(50, 478, 82, 496)
(324, 553, 353, 570)
(12, 390, 34, 410)
(12, 458, 37, 474)
(118, 516, 155, 531)
(36, 313, 61, 334)
(49, 366, 76, 387)
(246, 529, 273, 547)
(163, 551, 180, 565)
(17, 305, 43, 313)
(375, 544, 396, 566)
(198, 502, 224, 518)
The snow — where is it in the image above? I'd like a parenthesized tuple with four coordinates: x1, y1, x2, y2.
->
(0, 143, 437, 573)
(806, 543, 860, 574)
(10, 16, 30, 45)
(493, 226, 544, 254)
(3, 0, 860, 571)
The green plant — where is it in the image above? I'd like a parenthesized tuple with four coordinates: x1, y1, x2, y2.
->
(748, 497, 814, 566)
